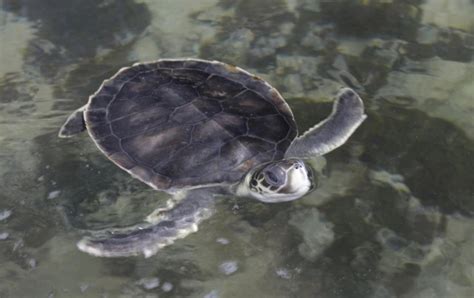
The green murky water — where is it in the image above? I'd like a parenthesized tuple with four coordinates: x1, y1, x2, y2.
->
(1, 0, 473, 297)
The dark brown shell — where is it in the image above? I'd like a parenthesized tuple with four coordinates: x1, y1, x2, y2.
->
(84, 59, 297, 191)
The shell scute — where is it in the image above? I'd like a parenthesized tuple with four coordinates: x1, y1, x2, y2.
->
(247, 115, 290, 143)
(171, 68, 210, 85)
(88, 95, 112, 110)
(89, 123, 112, 139)
(196, 75, 245, 99)
(222, 90, 277, 117)
(95, 136, 121, 156)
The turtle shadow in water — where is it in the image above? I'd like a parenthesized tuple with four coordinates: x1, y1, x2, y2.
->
(358, 104, 474, 217)
(31, 131, 164, 232)
(293, 97, 474, 217)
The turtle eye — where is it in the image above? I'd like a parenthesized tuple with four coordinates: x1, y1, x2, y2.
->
(265, 171, 278, 183)
(264, 167, 285, 187)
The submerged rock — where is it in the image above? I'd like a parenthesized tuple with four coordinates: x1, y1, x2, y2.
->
(204, 290, 219, 298)
(369, 170, 410, 194)
(47, 190, 61, 200)
(376, 215, 474, 298)
(302, 161, 366, 207)
(203, 28, 254, 65)
(249, 35, 287, 60)
(420, 0, 474, 31)
(218, 261, 239, 275)
(289, 208, 335, 261)
(275, 268, 292, 280)
(416, 25, 440, 44)
(274, 55, 342, 98)
(161, 281, 173, 292)
(320, 0, 421, 40)
(361, 39, 406, 70)
(136, 277, 160, 290)
(26, 258, 37, 270)
(301, 23, 335, 52)
(377, 58, 474, 138)
(0, 232, 9, 240)
(216, 237, 230, 245)
(0, 210, 12, 221)
(79, 283, 89, 293)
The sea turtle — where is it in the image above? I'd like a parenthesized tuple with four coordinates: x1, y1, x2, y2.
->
(59, 58, 366, 258)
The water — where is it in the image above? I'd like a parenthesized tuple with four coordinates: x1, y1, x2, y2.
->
(0, 0, 473, 297)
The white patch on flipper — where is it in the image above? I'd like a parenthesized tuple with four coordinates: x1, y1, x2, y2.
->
(146, 198, 178, 223)
(77, 231, 186, 258)
(77, 238, 114, 257)
(143, 246, 158, 258)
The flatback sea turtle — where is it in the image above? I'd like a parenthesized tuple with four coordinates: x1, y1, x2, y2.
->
(59, 58, 366, 257)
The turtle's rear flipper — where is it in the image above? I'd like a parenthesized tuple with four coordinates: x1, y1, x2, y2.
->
(58, 106, 86, 138)
(77, 189, 215, 258)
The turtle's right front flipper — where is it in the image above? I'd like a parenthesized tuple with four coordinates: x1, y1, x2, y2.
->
(58, 105, 86, 138)
(77, 189, 215, 258)
(285, 88, 367, 158)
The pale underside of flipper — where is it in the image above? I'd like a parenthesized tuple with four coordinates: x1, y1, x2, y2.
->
(77, 189, 215, 258)
(285, 88, 367, 159)
(58, 105, 87, 138)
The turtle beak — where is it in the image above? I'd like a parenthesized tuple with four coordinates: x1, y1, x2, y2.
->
(306, 165, 318, 193)
(278, 159, 304, 171)
(276, 159, 312, 194)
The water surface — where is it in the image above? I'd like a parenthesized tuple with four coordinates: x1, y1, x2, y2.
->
(0, 0, 473, 297)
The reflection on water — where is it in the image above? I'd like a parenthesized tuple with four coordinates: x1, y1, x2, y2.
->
(1, 0, 473, 297)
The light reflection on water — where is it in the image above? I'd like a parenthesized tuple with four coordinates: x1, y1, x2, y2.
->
(0, 0, 473, 297)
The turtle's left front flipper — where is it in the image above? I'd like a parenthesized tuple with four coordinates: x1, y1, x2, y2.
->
(285, 88, 367, 159)
(58, 105, 87, 138)
(77, 189, 215, 258)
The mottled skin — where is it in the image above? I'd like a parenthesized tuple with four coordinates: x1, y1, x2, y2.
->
(59, 58, 366, 257)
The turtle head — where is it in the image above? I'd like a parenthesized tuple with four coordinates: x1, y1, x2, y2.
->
(240, 159, 317, 203)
